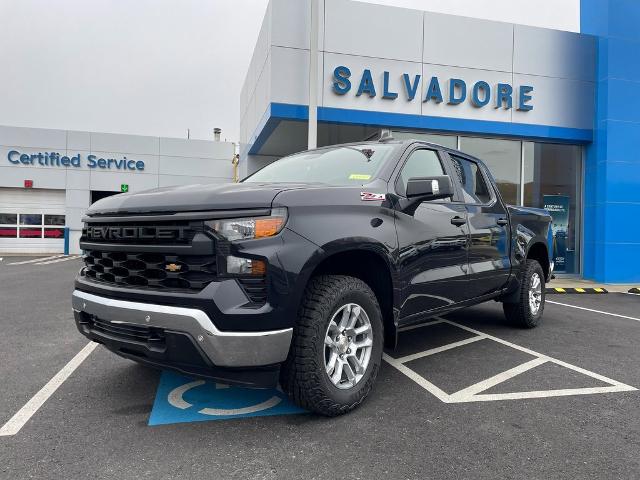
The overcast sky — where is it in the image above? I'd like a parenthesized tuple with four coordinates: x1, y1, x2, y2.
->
(0, 0, 579, 143)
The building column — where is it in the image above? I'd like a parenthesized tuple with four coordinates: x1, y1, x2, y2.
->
(581, 0, 640, 282)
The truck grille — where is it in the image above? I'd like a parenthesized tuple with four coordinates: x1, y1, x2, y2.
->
(80, 219, 218, 292)
(81, 222, 195, 245)
(83, 251, 217, 291)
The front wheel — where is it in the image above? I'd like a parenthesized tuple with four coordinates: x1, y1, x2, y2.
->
(503, 259, 546, 328)
(279, 275, 383, 416)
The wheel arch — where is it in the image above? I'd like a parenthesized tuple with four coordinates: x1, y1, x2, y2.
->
(298, 243, 398, 349)
(526, 240, 551, 282)
(500, 238, 550, 304)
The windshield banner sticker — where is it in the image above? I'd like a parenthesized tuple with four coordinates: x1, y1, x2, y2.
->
(349, 174, 372, 180)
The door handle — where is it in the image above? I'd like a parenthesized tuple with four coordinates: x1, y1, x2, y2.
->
(496, 218, 508, 226)
(451, 216, 466, 226)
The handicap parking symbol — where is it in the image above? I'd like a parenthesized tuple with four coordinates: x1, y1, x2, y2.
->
(148, 371, 306, 426)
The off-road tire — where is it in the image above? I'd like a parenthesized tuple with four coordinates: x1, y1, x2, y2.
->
(503, 259, 545, 328)
(279, 275, 383, 416)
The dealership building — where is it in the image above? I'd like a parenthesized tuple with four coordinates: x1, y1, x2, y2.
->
(0, 125, 235, 254)
(239, 0, 640, 283)
(2, 0, 638, 283)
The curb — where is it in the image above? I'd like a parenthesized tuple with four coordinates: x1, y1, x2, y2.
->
(545, 287, 608, 294)
(628, 288, 640, 294)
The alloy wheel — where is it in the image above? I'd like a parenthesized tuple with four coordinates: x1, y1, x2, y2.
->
(529, 272, 543, 315)
(324, 303, 374, 389)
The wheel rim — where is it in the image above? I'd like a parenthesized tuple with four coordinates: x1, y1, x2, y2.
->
(324, 303, 373, 390)
(529, 272, 543, 315)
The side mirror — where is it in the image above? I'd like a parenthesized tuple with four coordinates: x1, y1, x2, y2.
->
(401, 175, 454, 215)
(406, 175, 453, 200)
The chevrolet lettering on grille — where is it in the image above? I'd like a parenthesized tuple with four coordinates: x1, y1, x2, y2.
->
(84, 225, 189, 241)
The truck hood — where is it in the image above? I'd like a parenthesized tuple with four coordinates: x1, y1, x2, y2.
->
(86, 182, 311, 215)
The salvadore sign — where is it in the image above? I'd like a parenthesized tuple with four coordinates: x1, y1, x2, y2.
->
(332, 66, 533, 111)
(7, 150, 145, 171)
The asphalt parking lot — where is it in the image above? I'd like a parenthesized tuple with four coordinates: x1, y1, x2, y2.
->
(1, 256, 639, 479)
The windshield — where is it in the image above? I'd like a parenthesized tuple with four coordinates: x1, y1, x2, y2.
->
(243, 144, 395, 185)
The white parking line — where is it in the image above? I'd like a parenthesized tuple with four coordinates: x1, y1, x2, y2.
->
(34, 256, 81, 265)
(383, 353, 452, 403)
(547, 300, 640, 323)
(449, 358, 548, 401)
(7, 255, 66, 265)
(394, 335, 486, 364)
(383, 318, 637, 404)
(0, 342, 98, 437)
(468, 385, 637, 402)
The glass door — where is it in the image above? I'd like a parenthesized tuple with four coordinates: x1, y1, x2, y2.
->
(523, 143, 582, 275)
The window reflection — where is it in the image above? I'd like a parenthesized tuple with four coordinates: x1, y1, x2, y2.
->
(459, 137, 521, 205)
(0, 213, 17, 224)
(44, 214, 65, 226)
(19, 214, 42, 225)
(19, 228, 42, 238)
(0, 227, 18, 238)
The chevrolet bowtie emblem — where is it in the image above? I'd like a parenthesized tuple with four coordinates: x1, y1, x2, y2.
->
(165, 263, 182, 272)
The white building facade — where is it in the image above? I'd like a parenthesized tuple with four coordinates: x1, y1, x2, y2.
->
(0, 125, 235, 254)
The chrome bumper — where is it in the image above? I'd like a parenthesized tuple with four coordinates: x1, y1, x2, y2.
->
(71, 290, 292, 368)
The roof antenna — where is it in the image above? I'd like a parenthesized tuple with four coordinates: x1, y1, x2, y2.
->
(378, 129, 394, 142)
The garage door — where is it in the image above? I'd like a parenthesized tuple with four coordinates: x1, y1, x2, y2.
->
(0, 187, 66, 254)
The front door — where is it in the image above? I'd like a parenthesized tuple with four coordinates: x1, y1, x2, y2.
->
(394, 148, 470, 323)
(448, 154, 511, 298)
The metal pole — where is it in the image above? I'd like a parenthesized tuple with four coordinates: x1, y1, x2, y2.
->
(63, 226, 69, 256)
(308, 0, 319, 150)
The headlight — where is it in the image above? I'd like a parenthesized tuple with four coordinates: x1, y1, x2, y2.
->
(207, 207, 288, 241)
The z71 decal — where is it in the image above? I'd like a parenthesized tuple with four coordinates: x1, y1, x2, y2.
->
(360, 192, 385, 201)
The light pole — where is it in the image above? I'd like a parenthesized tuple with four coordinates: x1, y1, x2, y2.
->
(308, 0, 319, 150)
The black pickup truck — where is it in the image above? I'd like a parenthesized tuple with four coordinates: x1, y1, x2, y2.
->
(72, 138, 553, 416)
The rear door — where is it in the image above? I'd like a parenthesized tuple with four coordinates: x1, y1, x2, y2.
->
(394, 147, 470, 322)
(447, 154, 511, 298)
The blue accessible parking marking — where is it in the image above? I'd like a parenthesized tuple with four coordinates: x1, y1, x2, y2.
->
(148, 371, 306, 426)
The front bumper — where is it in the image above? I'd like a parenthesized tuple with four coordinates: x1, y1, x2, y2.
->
(72, 290, 292, 382)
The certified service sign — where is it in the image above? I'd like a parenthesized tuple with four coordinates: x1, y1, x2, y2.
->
(7, 150, 145, 171)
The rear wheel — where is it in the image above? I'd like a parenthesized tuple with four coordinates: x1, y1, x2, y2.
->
(503, 259, 545, 328)
(280, 275, 383, 416)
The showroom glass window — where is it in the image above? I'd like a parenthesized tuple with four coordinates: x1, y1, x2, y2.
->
(391, 131, 458, 149)
(459, 137, 521, 205)
(523, 143, 582, 274)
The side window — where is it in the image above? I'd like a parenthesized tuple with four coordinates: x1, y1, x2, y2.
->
(450, 155, 492, 204)
(398, 149, 445, 197)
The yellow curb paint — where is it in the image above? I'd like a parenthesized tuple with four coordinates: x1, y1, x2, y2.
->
(555, 288, 566, 293)
(575, 288, 586, 293)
